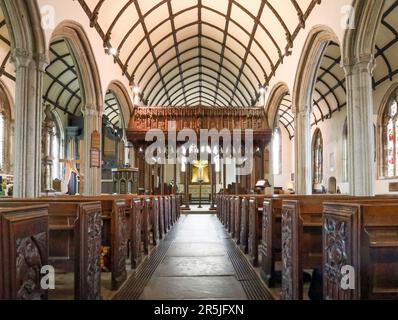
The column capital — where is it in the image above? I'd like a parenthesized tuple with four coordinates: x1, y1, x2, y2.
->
(294, 107, 311, 117)
(82, 107, 99, 117)
(36, 53, 50, 72)
(10, 48, 32, 68)
(342, 54, 375, 76)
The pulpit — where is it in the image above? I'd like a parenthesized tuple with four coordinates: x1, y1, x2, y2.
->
(112, 168, 139, 194)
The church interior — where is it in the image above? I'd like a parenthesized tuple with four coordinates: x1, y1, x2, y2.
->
(0, 0, 398, 302)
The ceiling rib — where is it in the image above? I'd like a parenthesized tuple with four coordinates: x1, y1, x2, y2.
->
(76, 0, 321, 106)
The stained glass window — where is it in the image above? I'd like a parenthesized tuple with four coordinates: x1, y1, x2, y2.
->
(383, 94, 398, 177)
(312, 129, 323, 185)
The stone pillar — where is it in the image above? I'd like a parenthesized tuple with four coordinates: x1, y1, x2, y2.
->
(83, 108, 102, 195)
(344, 55, 375, 196)
(294, 108, 312, 195)
(11, 49, 48, 198)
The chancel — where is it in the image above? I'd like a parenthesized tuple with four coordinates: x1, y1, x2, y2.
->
(0, 0, 397, 303)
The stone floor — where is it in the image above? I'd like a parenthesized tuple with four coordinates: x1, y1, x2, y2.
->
(140, 214, 248, 300)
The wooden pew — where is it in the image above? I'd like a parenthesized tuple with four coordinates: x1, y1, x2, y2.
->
(0, 205, 49, 300)
(240, 197, 249, 254)
(152, 197, 160, 245)
(259, 195, 354, 288)
(0, 201, 102, 300)
(248, 196, 264, 267)
(280, 196, 398, 300)
(234, 196, 242, 244)
(216, 195, 222, 221)
(37, 196, 128, 290)
(130, 198, 142, 269)
(229, 196, 235, 235)
(323, 201, 398, 300)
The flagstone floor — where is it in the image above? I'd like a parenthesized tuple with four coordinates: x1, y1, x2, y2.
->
(140, 214, 248, 300)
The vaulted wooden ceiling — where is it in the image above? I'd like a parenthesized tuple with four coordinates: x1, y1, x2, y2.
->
(312, 41, 346, 126)
(104, 90, 123, 128)
(0, 6, 14, 82)
(78, 0, 320, 107)
(43, 39, 83, 117)
(276, 92, 294, 140)
(374, 0, 398, 89)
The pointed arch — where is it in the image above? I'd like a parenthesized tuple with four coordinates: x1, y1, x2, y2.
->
(106, 81, 134, 130)
(293, 25, 340, 115)
(51, 20, 103, 113)
(265, 82, 290, 128)
(0, 0, 46, 59)
(343, 0, 385, 63)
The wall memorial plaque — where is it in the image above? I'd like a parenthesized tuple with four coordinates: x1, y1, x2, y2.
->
(91, 130, 101, 150)
(90, 149, 101, 168)
(90, 130, 101, 168)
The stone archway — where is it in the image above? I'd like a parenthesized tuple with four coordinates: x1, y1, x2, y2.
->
(107, 80, 134, 130)
(1, 0, 47, 197)
(265, 82, 292, 187)
(265, 82, 291, 130)
(50, 20, 104, 195)
(342, 0, 385, 196)
(292, 25, 340, 195)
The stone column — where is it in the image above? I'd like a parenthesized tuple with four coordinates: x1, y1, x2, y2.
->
(344, 55, 375, 196)
(294, 108, 312, 195)
(82, 108, 102, 195)
(11, 49, 48, 198)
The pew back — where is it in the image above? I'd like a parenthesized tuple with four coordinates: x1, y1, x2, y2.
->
(323, 201, 398, 300)
(0, 205, 49, 300)
(0, 201, 102, 300)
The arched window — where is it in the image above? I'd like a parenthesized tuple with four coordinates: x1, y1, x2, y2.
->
(312, 129, 323, 185)
(383, 91, 398, 177)
(272, 127, 282, 175)
(0, 86, 11, 174)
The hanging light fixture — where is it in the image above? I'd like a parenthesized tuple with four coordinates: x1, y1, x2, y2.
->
(132, 85, 140, 95)
(106, 46, 118, 56)
(259, 85, 268, 95)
